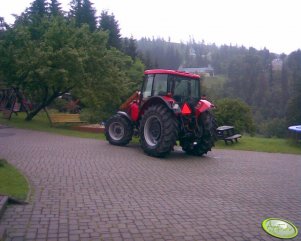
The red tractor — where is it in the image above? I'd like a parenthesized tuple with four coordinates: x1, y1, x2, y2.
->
(105, 69, 217, 157)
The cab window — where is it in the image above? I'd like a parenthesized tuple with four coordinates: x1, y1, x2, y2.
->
(153, 74, 168, 96)
(142, 74, 154, 98)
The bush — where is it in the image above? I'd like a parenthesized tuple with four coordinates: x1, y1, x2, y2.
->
(50, 98, 69, 112)
(79, 108, 104, 124)
(214, 98, 255, 135)
(258, 118, 287, 138)
(0, 159, 7, 167)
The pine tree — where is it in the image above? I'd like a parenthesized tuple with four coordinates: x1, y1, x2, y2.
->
(0, 17, 9, 40)
(99, 11, 121, 49)
(81, 0, 96, 31)
(49, 0, 62, 16)
(286, 50, 301, 124)
(70, 0, 83, 27)
(24, 0, 50, 39)
(69, 0, 96, 31)
(122, 36, 137, 60)
(0, 17, 8, 32)
(29, 0, 48, 17)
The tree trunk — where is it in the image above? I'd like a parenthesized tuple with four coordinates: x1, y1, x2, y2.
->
(25, 93, 59, 121)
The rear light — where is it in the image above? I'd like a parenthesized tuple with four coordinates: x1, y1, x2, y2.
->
(181, 103, 191, 115)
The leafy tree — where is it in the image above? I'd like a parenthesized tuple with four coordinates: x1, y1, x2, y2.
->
(0, 17, 100, 120)
(99, 11, 121, 49)
(0, 12, 144, 121)
(77, 50, 144, 121)
(214, 98, 255, 134)
(14, 0, 51, 40)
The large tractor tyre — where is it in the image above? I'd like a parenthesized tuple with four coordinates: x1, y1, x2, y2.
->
(105, 114, 133, 146)
(182, 111, 217, 156)
(140, 105, 178, 157)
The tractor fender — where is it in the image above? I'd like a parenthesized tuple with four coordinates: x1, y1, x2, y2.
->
(195, 100, 215, 117)
(139, 96, 174, 119)
(117, 111, 132, 122)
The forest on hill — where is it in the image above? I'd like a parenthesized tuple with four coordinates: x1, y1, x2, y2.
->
(0, 0, 300, 137)
(137, 38, 301, 137)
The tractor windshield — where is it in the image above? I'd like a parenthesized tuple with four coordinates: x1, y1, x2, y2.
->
(141, 72, 200, 102)
(172, 76, 200, 102)
(142, 74, 168, 98)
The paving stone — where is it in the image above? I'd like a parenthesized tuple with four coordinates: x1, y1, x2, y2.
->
(0, 128, 300, 241)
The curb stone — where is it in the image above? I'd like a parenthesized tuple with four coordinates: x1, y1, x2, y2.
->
(0, 196, 8, 241)
(0, 227, 6, 241)
(0, 196, 8, 218)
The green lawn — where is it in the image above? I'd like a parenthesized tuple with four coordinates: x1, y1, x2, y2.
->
(0, 159, 29, 200)
(0, 111, 300, 154)
(215, 136, 301, 154)
(0, 111, 105, 140)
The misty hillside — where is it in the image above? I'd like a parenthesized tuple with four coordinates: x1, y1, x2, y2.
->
(137, 38, 301, 137)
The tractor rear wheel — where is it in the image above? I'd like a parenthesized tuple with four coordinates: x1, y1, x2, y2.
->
(140, 105, 178, 157)
(182, 111, 217, 156)
(105, 114, 133, 146)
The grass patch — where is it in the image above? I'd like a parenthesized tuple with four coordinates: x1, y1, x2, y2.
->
(0, 111, 300, 154)
(214, 135, 301, 154)
(0, 159, 29, 200)
(0, 111, 105, 140)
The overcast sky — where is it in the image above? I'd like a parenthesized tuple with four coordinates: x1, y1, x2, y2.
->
(1, 0, 300, 54)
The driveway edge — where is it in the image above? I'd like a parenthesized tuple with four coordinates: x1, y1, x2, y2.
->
(0, 196, 8, 241)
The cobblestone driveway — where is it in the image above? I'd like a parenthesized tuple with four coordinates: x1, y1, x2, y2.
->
(0, 128, 300, 241)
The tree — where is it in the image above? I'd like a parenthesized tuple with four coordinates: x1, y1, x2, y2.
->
(69, 0, 96, 31)
(286, 50, 301, 125)
(0, 17, 9, 38)
(0, 17, 8, 30)
(81, 0, 97, 31)
(0, 17, 103, 120)
(122, 36, 138, 60)
(0, 13, 145, 121)
(29, 0, 48, 17)
(99, 11, 121, 49)
(69, 0, 82, 26)
(214, 98, 255, 134)
(49, 0, 63, 16)
(77, 49, 144, 121)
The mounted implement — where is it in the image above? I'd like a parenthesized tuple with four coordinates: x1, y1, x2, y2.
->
(105, 69, 217, 157)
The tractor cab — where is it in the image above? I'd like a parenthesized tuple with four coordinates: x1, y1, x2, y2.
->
(141, 69, 201, 106)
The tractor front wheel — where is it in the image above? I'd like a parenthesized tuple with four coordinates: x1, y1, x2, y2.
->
(140, 105, 178, 157)
(105, 114, 133, 146)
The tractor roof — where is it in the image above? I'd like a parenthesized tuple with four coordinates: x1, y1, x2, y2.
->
(144, 69, 200, 79)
